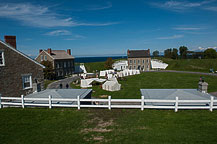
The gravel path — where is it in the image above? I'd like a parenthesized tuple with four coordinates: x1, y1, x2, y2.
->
(47, 75, 80, 89)
(144, 70, 217, 77)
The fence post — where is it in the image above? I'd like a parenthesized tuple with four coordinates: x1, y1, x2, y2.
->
(77, 95, 80, 110)
(141, 96, 144, 111)
(49, 95, 52, 109)
(0, 94, 2, 109)
(108, 96, 111, 110)
(175, 97, 178, 112)
(210, 96, 214, 112)
(21, 95, 24, 108)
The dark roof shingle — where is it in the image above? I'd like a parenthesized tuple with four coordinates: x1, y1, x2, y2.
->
(45, 50, 74, 59)
(127, 49, 150, 58)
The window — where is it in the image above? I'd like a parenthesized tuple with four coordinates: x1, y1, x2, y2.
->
(0, 51, 5, 66)
(22, 75, 32, 89)
(41, 55, 43, 61)
(143, 60, 144, 64)
(134, 60, 136, 64)
(130, 60, 132, 64)
(44, 55, 47, 61)
(64, 62, 67, 68)
(138, 60, 140, 64)
(68, 61, 70, 67)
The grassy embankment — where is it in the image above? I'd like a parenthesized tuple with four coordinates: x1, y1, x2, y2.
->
(157, 58, 217, 73)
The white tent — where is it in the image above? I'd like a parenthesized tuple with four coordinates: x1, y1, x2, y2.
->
(136, 70, 140, 74)
(100, 71, 106, 77)
(151, 60, 168, 69)
(107, 74, 114, 79)
(123, 69, 128, 77)
(105, 70, 114, 74)
(117, 71, 123, 77)
(108, 77, 118, 83)
(80, 79, 94, 88)
(102, 81, 121, 91)
(95, 79, 107, 83)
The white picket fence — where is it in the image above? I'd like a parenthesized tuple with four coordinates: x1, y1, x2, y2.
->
(0, 95, 216, 112)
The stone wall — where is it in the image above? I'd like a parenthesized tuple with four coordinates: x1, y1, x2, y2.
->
(128, 57, 151, 71)
(0, 43, 44, 97)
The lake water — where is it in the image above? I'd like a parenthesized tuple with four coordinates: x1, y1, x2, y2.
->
(75, 56, 127, 63)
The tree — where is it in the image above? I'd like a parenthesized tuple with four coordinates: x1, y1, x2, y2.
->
(104, 57, 114, 69)
(153, 50, 159, 57)
(164, 49, 172, 58)
(171, 48, 178, 59)
(41, 61, 55, 80)
(204, 48, 217, 59)
(179, 46, 188, 59)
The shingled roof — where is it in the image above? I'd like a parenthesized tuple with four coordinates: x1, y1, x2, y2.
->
(45, 50, 74, 60)
(127, 49, 150, 58)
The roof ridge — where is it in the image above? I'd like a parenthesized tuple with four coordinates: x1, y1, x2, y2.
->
(0, 40, 45, 68)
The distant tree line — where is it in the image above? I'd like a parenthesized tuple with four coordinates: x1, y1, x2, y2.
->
(152, 46, 217, 59)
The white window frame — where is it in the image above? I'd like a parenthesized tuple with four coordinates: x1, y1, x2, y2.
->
(0, 51, 5, 66)
(22, 74, 32, 90)
(41, 55, 44, 61)
(44, 55, 47, 61)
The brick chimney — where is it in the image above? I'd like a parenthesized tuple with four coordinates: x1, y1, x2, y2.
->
(47, 48, 52, 54)
(67, 49, 71, 55)
(127, 49, 130, 56)
(148, 49, 150, 55)
(39, 49, 43, 53)
(4, 35, 16, 49)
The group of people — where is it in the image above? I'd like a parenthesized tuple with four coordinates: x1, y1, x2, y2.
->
(59, 83, 69, 89)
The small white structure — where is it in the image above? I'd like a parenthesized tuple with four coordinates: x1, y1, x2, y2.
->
(75, 63, 87, 73)
(108, 77, 118, 83)
(102, 81, 121, 91)
(100, 71, 106, 77)
(151, 59, 168, 70)
(100, 70, 115, 77)
(80, 79, 94, 88)
(80, 78, 107, 88)
(112, 60, 128, 71)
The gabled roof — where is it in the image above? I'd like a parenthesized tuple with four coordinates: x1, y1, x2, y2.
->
(45, 50, 74, 60)
(0, 40, 45, 68)
(128, 49, 150, 58)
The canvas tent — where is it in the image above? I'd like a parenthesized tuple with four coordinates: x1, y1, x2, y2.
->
(100, 71, 106, 77)
(102, 81, 121, 91)
(80, 79, 94, 88)
(151, 60, 168, 69)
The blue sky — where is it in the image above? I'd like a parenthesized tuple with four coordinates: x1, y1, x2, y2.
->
(0, 0, 217, 57)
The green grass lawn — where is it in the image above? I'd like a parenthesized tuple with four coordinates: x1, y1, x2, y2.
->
(84, 61, 105, 73)
(157, 58, 217, 73)
(71, 72, 217, 99)
(1, 108, 217, 144)
(84, 58, 127, 73)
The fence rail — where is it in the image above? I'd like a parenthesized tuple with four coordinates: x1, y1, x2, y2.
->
(0, 94, 216, 112)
